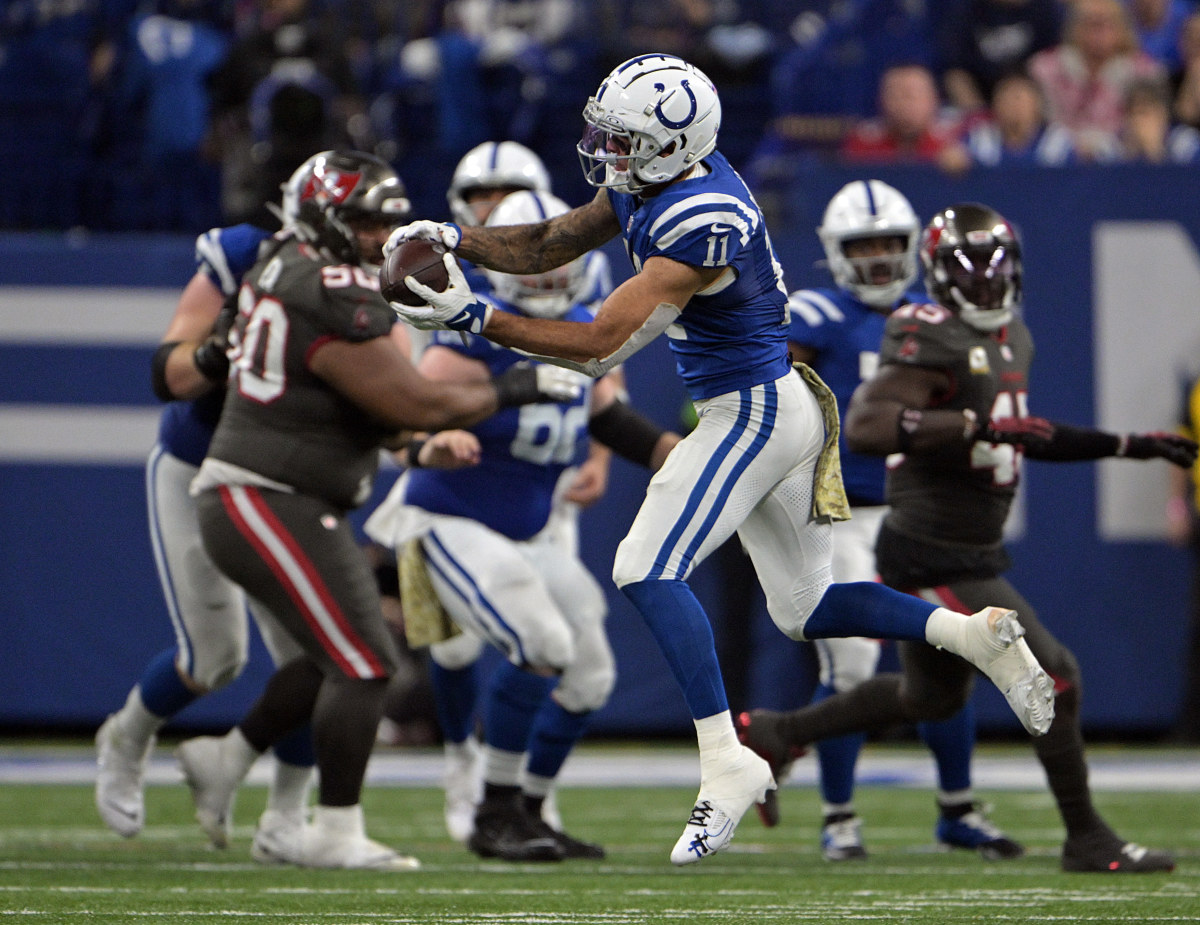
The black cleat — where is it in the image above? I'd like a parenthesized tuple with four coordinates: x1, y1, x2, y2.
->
(1062, 836, 1175, 873)
(468, 796, 564, 862)
(735, 710, 807, 827)
(529, 818, 606, 860)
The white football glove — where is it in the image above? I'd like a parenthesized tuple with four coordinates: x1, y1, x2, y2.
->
(391, 253, 494, 334)
(384, 220, 462, 257)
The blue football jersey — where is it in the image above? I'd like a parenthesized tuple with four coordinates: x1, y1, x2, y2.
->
(157, 224, 272, 466)
(607, 152, 791, 400)
(403, 300, 595, 541)
(787, 287, 929, 505)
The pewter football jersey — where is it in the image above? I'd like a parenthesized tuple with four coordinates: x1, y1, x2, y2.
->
(607, 152, 791, 400)
(208, 238, 396, 510)
(879, 302, 1035, 546)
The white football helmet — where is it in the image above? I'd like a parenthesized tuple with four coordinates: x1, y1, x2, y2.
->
(447, 141, 551, 227)
(484, 190, 586, 319)
(577, 54, 721, 194)
(818, 179, 920, 309)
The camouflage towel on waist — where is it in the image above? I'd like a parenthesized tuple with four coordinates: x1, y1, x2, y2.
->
(793, 362, 852, 523)
(398, 538, 460, 647)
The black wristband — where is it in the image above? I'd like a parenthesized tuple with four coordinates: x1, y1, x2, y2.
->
(492, 364, 539, 408)
(193, 337, 230, 382)
(151, 341, 182, 402)
(588, 401, 666, 469)
(405, 437, 428, 468)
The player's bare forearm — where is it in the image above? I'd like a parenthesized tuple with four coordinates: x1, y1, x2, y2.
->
(484, 310, 609, 366)
(457, 190, 619, 273)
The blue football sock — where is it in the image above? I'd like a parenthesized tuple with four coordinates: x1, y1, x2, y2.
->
(804, 582, 936, 642)
(272, 721, 316, 767)
(527, 697, 590, 780)
(138, 648, 196, 717)
(812, 683, 866, 805)
(919, 701, 976, 794)
(429, 661, 479, 744)
(621, 578, 728, 718)
(484, 662, 555, 753)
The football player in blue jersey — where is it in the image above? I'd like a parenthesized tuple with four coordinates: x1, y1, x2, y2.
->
(763, 179, 1022, 861)
(386, 53, 1056, 865)
(404, 142, 620, 846)
(368, 189, 679, 861)
(95, 215, 319, 857)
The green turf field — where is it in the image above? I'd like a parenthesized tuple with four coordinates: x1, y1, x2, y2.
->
(2, 742, 1195, 924)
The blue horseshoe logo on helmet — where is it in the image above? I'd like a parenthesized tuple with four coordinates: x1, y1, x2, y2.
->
(654, 80, 697, 130)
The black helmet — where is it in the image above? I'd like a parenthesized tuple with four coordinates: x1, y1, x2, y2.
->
(281, 150, 411, 266)
(920, 202, 1022, 331)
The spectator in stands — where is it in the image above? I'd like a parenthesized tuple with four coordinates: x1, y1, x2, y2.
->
(0, 0, 137, 229)
(103, 0, 230, 231)
(1027, 0, 1165, 160)
(937, 0, 1064, 114)
(1129, 0, 1194, 71)
(840, 63, 971, 172)
(751, 0, 936, 166)
(1114, 75, 1200, 162)
(964, 70, 1079, 165)
(207, 0, 370, 226)
(1169, 11, 1200, 130)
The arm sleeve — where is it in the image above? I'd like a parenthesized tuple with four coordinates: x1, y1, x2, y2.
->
(1023, 422, 1121, 461)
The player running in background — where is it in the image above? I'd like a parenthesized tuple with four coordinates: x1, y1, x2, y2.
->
(771, 179, 1023, 861)
(95, 205, 317, 859)
(740, 202, 1191, 873)
(368, 189, 678, 861)
(172, 151, 580, 871)
(387, 53, 1057, 866)
(406, 141, 620, 846)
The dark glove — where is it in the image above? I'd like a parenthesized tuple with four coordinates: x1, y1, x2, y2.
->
(492, 362, 583, 408)
(1119, 432, 1199, 468)
(192, 334, 230, 382)
(977, 416, 1057, 452)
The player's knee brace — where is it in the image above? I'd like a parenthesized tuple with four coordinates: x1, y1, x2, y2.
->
(430, 631, 485, 670)
(522, 620, 575, 674)
(187, 642, 249, 692)
(554, 653, 616, 714)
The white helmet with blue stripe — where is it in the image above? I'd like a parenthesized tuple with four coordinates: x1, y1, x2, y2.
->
(817, 179, 920, 309)
(578, 54, 721, 195)
(447, 141, 551, 228)
(484, 190, 586, 318)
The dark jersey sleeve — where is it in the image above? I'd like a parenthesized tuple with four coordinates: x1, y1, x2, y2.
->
(311, 263, 395, 343)
(879, 302, 969, 370)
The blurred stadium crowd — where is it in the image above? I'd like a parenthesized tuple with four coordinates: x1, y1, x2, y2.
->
(4, 0, 1200, 234)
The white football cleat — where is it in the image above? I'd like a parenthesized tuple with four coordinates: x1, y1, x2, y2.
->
(177, 736, 242, 849)
(442, 737, 482, 843)
(302, 804, 421, 871)
(250, 808, 308, 865)
(957, 607, 1055, 736)
(95, 714, 154, 838)
(670, 746, 775, 866)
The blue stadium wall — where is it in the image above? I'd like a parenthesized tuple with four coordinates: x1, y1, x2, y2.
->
(2, 163, 1198, 737)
